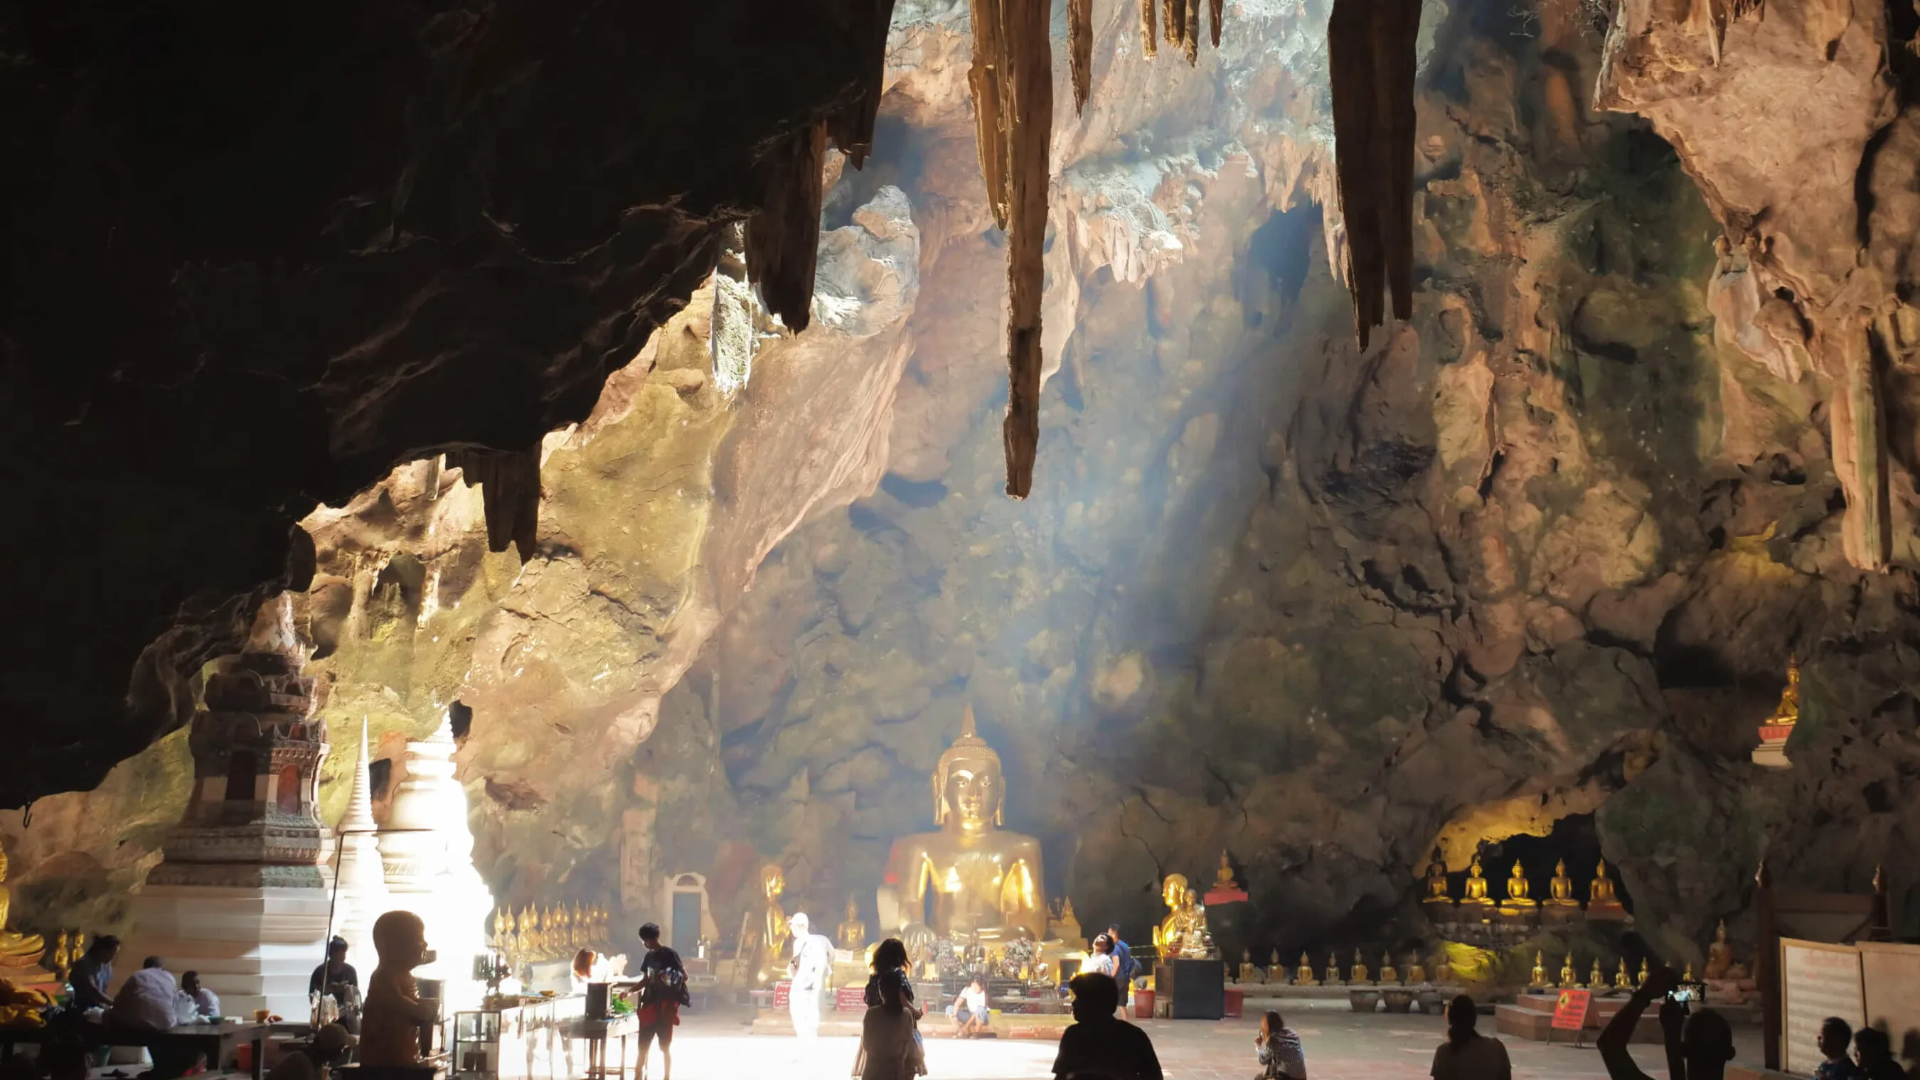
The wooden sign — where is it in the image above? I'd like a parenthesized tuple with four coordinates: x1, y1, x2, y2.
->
(1859, 942, 1920, 1063)
(1781, 938, 1865, 1076)
(1552, 989, 1591, 1030)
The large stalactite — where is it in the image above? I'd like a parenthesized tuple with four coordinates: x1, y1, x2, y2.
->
(1327, 0, 1423, 349)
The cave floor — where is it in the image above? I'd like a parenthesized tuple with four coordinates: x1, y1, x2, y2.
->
(653, 1000, 1764, 1079)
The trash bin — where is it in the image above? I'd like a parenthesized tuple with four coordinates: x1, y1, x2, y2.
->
(1224, 987, 1244, 1018)
(1134, 988, 1155, 1020)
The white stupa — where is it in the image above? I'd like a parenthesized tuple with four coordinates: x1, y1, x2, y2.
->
(376, 714, 494, 1009)
(329, 721, 390, 967)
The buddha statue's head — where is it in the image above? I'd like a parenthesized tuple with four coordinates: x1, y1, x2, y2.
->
(1182, 887, 1199, 910)
(1161, 873, 1189, 910)
(933, 706, 1004, 833)
(1511, 861, 1525, 878)
(762, 864, 785, 900)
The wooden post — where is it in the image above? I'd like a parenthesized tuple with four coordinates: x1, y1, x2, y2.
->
(1758, 860, 1780, 1071)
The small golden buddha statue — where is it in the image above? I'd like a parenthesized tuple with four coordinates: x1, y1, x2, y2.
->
(1559, 953, 1577, 988)
(1379, 951, 1397, 985)
(1705, 919, 1734, 980)
(1459, 854, 1493, 906)
(1409, 958, 1428, 983)
(1504, 861, 1534, 904)
(838, 896, 868, 951)
(1239, 948, 1256, 984)
(1214, 851, 1237, 890)
(1590, 859, 1618, 903)
(1768, 656, 1802, 725)
(1296, 952, 1317, 986)
(1615, 959, 1633, 989)
(1326, 952, 1340, 986)
(1588, 959, 1606, 991)
(553, 903, 571, 950)
(877, 707, 1046, 940)
(49, 931, 71, 981)
(1638, 959, 1649, 987)
(1545, 859, 1579, 907)
(0, 840, 45, 970)
(1051, 896, 1084, 946)
(1349, 948, 1369, 985)
(1682, 962, 1695, 982)
(1530, 951, 1546, 987)
(1423, 846, 1451, 901)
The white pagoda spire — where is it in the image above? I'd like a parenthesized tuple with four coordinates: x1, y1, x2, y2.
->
(330, 720, 390, 967)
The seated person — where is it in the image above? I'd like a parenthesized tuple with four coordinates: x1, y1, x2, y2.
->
(1052, 973, 1161, 1080)
(947, 977, 989, 1037)
(67, 935, 119, 1013)
(310, 936, 360, 1002)
(180, 971, 220, 1020)
(110, 957, 183, 1031)
(1852, 1026, 1905, 1080)
(1817, 1018, 1863, 1080)
(267, 1023, 356, 1080)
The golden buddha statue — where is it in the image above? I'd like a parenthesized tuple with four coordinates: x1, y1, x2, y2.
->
(759, 864, 790, 982)
(1682, 962, 1695, 982)
(1409, 958, 1428, 984)
(1615, 959, 1633, 989)
(1325, 952, 1340, 986)
(571, 901, 587, 949)
(1422, 846, 1451, 904)
(838, 896, 868, 951)
(49, 931, 71, 981)
(1500, 860, 1536, 917)
(1215, 851, 1237, 890)
(1587, 958, 1606, 991)
(1379, 951, 1397, 985)
(1530, 951, 1546, 987)
(553, 903, 572, 951)
(1559, 953, 1577, 988)
(1768, 656, 1802, 725)
(1296, 952, 1316, 986)
(0, 840, 45, 970)
(1350, 948, 1369, 985)
(1175, 887, 1214, 958)
(1459, 854, 1492, 906)
(1051, 897, 1084, 946)
(1153, 873, 1189, 953)
(516, 906, 538, 959)
(1433, 954, 1451, 984)
(1638, 959, 1649, 987)
(1545, 859, 1580, 907)
(878, 708, 1045, 940)
(1590, 859, 1618, 903)
(1705, 919, 1734, 980)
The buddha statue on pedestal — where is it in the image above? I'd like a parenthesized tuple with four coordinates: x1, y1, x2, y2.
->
(1349, 948, 1369, 985)
(1559, 953, 1577, 988)
(1754, 656, 1802, 768)
(1615, 959, 1633, 989)
(1705, 919, 1734, 980)
(1379, 952, 1397, 985)
(1176, 888, 1214, 958)
(1530, 952, 1546, 988)
(1638, 958, 1649, 987)
(1154, 874, 1189, 954)
(1499, 860, 1537, 920)
(1545, 859, 1580, 916)
(838, 896, 868, 951)
(1587, 857, 1626, 920)
(1459, 855, 1493, 907)
(758, 865, 790, 983)
(1326, 952, 1340, 986)
(878, 708, 1045, 941)
(0, 840, 46, 972)
(1296, 952, 1317, 986)
(1587, 958, 1606, 991)
(1409, 958, 1428, 983)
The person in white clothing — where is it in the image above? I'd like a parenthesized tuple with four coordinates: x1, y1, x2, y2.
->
(947, 976, 990, 1037)
(110, 957, 183, 1031)
(786, 913, 835, 1044)
(180, 971, 220, 1020)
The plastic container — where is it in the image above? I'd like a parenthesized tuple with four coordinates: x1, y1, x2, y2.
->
(1133, 988, 1155, 1020)
(1224, 988, 1244, 1018)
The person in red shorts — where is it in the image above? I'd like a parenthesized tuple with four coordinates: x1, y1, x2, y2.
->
(634, 923, 688, 1080)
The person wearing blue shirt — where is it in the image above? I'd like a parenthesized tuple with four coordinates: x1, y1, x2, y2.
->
(1106, 925, 1135, 1004)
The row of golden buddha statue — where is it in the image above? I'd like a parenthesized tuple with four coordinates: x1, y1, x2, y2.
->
(489, 902, 611, 965)
(1236, 948, 1447, 986)
(1422, 849, 1625, 923)
(1528, 950, 1687, 992)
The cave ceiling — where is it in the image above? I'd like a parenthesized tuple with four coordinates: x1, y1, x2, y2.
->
(7, 0, 1920, 966)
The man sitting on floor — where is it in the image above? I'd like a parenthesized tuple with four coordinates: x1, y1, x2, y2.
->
(948, 977, 991, 1038)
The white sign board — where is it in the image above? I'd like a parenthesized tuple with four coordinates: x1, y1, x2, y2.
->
(1781, 938, 1865, 1076)
(1859, 942, 1920, 1060)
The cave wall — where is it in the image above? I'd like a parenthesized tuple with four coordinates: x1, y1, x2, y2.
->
(6, 0, 1920, 977)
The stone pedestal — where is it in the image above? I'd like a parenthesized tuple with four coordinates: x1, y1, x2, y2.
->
(119, 885, 330, 1017)
(1752, 724, 1793, 768)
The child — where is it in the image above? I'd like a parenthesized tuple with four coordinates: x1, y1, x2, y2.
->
(1256, 1010, 1307, 1079)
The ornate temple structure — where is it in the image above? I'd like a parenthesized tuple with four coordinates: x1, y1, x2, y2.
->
(121, 597, 333, 1016)
(330, 722, 390, 968)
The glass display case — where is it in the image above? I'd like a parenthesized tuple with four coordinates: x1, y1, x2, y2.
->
(453, 1010, 502, 1078)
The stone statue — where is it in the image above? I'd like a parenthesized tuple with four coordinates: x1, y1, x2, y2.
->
(1459, 854, 1493, 906)
(1325, 952, 1340, 986)
(361, 910, 439, 1067)
(1530, 952, 1546, 987)
(837, 896, 868, 951)
(1546, 859, 1579, 907)
(877, 707, 1045, 940)
(1350, 948, 1368, 985)
(1705, 919, 1734, 980)
(1768, 656, 1802, 725)
(1379, 951, 1397, 985)
(1296, 952, 1316, 986)
(1559, 953, 1577, 988)
(1423, 846, 1451, 900)
(0, 840, 45, 970)
(1615, 959, 1633, 989)
(1153, 873, 1190, 953)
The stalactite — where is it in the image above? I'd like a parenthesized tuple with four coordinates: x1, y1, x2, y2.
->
(824, 0, 900, 166)
(1140, 0, 1158, 57)
(1184, 0, 1201, 63)
(970, 0, 1011, 229)
(1164, 0, 1183, 47)
(1327, 0, 1422, 348)
(1070, 0, 1094, 114)
(1835, 318, 1894, 570)
(745, 120, 829, 331)
(1210, 0, 1223, 47)
(445, 444, 542, 561)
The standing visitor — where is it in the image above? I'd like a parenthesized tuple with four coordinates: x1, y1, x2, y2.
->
(1052, 973, 1162, 1080)
(1598, 966, 1734, 1080)
(1429, 995, 1511, 1080)
(861, 939, 925, 1072)
(67, 935, 118, 1012)
(947, 977, 989, 1038)
(635, 923, 687, 1080)
(1107, 925, 1136, 1005)
(570, 949, 598, 995)
(786, 913, 835, 1045)
(1257, 1010, 1307, 1079)
(859, 976, 918, 1080)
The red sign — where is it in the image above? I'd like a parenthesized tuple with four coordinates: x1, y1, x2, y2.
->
(835, 987, 865, 1011)
(1552, 989, 1591, 1031)
(773, 981, 791, 1008)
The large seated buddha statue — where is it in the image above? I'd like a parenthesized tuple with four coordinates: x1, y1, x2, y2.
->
(0, 839, 45, 971)
(1458, 854, 1493, 907)
(877, 707, 1045, 941)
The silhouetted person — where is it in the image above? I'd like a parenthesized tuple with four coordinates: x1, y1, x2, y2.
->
(1819, 1017, 1865, 1080)
(310, 936, 359, 1001)
(864, 938, 919, 1011)
(1257, 1009, 1307, 1079)
(1052, 973, 1161, 1080)
(67, 934, 119, 1011)
(1106, 926, 1136, 1004)
(1431, 995, 1510, 1080)
(860, 975, 920, 1080)
(1854, 1027, 1906, 1080)
(1599, 966, 1734, 1080)
(636, 922, 688, 1080)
